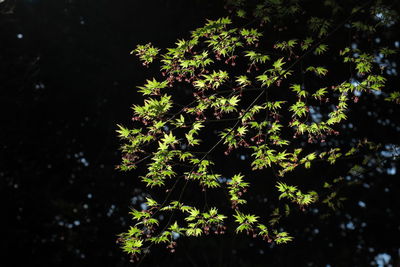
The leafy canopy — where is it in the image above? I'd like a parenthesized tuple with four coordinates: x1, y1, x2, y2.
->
(116, 0, 399, 262)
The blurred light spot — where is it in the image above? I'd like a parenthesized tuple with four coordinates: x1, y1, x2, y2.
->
(358, 201, 366, 208)
(218, 177, 228, 183)
(309, 106, 322, 123)
(107, 204, 116, 217)
(384, 188, 389, 193)
(375, 253, 391, 267)
(80, 157, 89, 167)
(346, 222, 355, 230)
(172, 232, 180, 240)
(387, 166, 396, 175)
(140, 203, 148, 211)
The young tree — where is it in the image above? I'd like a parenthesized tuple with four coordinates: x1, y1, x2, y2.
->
(116, 0, 399, 264)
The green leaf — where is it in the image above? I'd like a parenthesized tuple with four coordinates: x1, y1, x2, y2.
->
(273, 57, 285, 70)
(314, 44, 328, 55)
(116, 124, 130, 138)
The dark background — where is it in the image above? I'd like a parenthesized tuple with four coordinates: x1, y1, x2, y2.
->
(1, 0, 399, 266)
(0, 0, 224, 266)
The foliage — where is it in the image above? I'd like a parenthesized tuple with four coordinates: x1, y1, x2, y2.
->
(116, 0, 399, 262)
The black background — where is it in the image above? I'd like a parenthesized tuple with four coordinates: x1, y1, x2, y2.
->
(1, 1, 224, 266)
